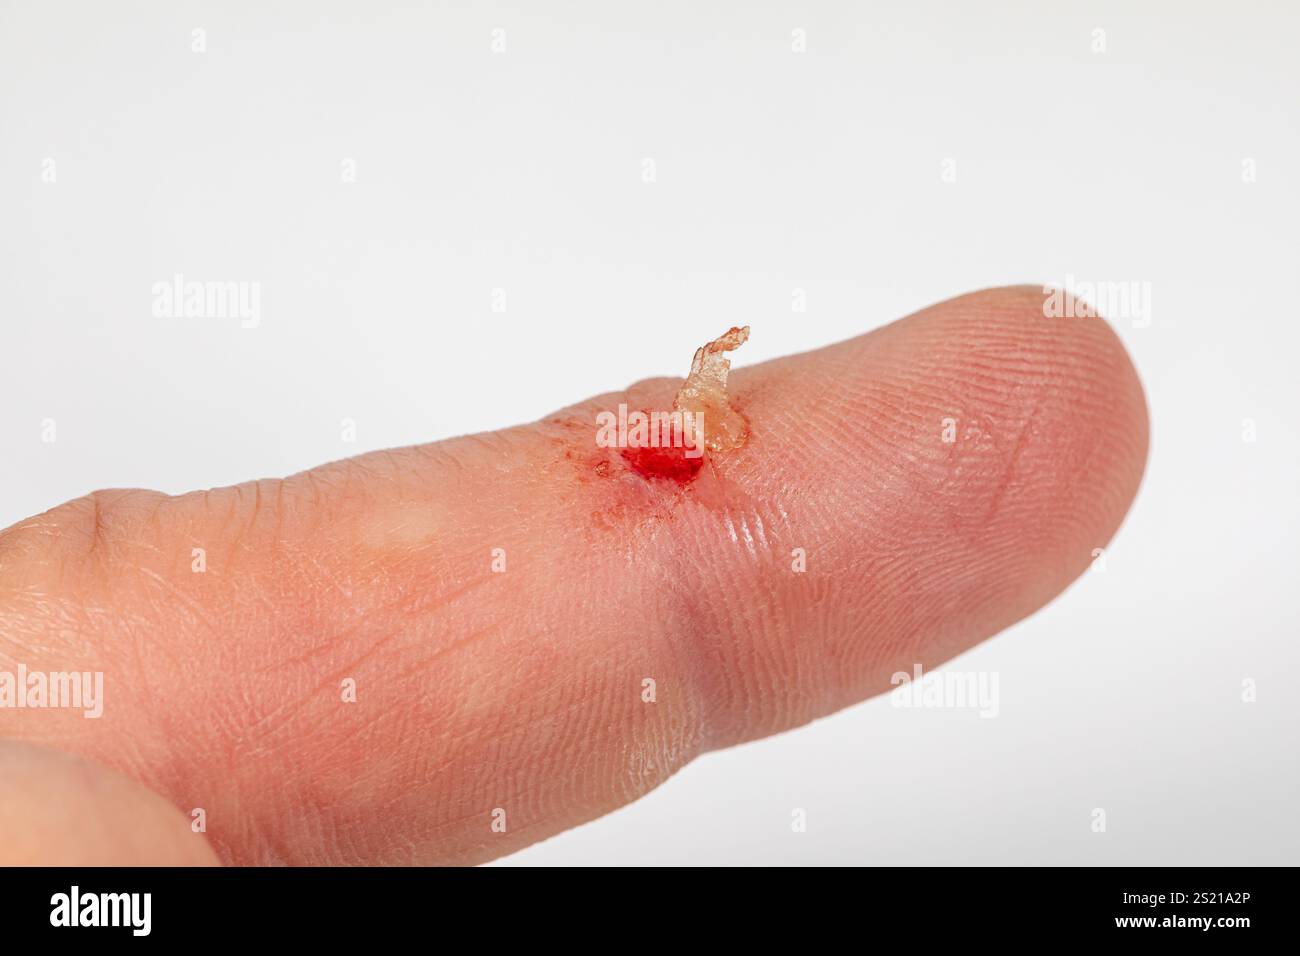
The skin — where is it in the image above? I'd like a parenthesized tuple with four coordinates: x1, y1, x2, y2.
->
(0, 741, 218, 866)
(0, 286, 1148, 866)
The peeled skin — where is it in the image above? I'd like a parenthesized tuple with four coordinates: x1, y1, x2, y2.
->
(675, 326, 750, 454)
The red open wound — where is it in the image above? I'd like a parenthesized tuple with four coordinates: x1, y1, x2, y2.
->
(619, 326, 751, 485)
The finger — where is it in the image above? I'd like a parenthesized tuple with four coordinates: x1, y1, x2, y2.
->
(0, 741, 219, 865)
(0, 285, 1147, 865)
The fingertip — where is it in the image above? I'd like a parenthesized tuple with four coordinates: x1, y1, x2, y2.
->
(679, 284, 1150, 742)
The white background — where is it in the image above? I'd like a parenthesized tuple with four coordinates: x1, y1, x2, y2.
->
(2, 1, 1296, 864)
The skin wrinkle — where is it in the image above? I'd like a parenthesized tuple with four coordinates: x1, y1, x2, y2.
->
(628, 501, 737, 752)
(85, 497, 279, 808)
(248, 504, 518, 677)
(264, 569, 495, 692)
(134, 566, 220, 643)
(353, 616, 660, 858)
(962, 395, 1043, 541)
(88, 493, 102, 562)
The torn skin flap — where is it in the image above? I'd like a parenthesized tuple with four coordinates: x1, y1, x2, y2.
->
(616, 326, 752, 485)
(674, 326, 750, 454)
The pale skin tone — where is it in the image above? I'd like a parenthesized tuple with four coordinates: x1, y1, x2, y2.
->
(0, 286, 1148, 865)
